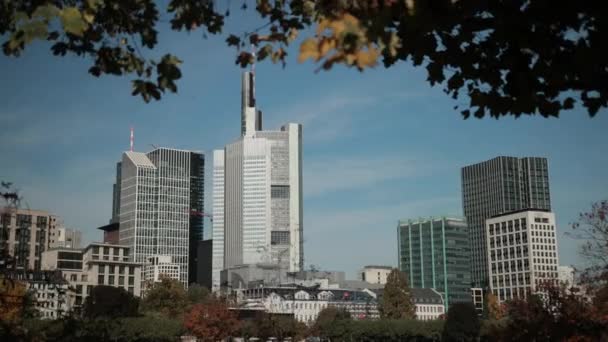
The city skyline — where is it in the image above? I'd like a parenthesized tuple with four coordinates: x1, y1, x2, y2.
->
(1, 21, 607, 278)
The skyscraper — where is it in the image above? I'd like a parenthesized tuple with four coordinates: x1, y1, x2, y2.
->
(212, 71, 303, 290)
(461, 156, 551, 287)
(398, 216, 471, 310)
(115, 148, 204, 287)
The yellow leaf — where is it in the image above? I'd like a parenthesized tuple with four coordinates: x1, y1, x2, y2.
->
(319, 38, 336, 57)
(298, 38, 319, 63)
(83, 12, 95, 24)
(288, 28, 299, 42)
(316, 18, 330, 35)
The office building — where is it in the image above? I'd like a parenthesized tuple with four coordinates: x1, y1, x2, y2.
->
(196, 239, 212, 289)
(49, 227, 82, 249)
(41, 242, 143, 311)
(398, 216, 471, 310)
(462, 156, 551, 287)
(98, 222, 120, 244)
(211, 149, 225, 290)
(115, 148, 204, 286)
(361, 265, 392, 285)
(486, 209, 559, 303)
(212, 71, 303, 290)
(0, 208, 59, 270)
(143, 255, 181, 284)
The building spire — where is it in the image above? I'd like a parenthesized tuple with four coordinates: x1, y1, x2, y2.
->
(130, 126, 134, 152)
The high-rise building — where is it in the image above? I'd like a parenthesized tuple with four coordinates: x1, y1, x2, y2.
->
(0, 208, 60, 270)
(486, 209, 559, 303)
(398, 216, 471, 310)
(461, 156, 551, 287)
(115, 148, 204, 287)
(212, 71, 303, 290)
(49, 227, 82, 249)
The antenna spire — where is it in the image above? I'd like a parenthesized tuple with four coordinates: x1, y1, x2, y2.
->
(251, 43, 256, 74)
(130, 126, 134, 152)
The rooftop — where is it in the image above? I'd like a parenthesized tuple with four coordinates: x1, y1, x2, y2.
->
(489, 208, 552, 218)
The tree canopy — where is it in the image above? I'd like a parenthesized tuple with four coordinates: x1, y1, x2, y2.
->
(83, 285, 139, 319)
(140, 276, 187, 317)
(1, 0, 606, 118)
(378, 268, 415, 319)
(442, 302, 480, 342)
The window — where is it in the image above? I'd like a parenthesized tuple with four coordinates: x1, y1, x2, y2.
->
(98, 275, 105, 285)
(271, 185, 290, 198)
(119, 266, 125, 274)
(271, 231, 290, 245)
(119, 276, 125, 285)
(129, 267, 134, 275)
(129, 277, 134, 285)
(108, 276, 115, 284)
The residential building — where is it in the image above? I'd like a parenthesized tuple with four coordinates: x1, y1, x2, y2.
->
(6, 270, 74, 319)
(462, 156, 551, 287)
(398, 216, 471, 310)
(411, 288, 445, 321)
(238, 285, 379, 324)
(213, 71, 303, 290)
(115, 148, 205, 287)
(195, 240, 212, 289)
(0, 208, 59, 270)
(41, 242, 142, 311)
(361, 265, 392, 285)
(143, 255, 180, 284)
(486, 209, 559, 303)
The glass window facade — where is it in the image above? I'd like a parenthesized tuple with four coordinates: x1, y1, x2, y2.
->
(398, 217, 471, 311)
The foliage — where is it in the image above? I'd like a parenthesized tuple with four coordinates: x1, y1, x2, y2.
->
(83, 285, 139, 319)
(378, 268, 415, 319)
(442, 302, 480, 342)
(485, 292, 505, 320)
(141, 276, 187, 317)
(186, 283, 210, 305)
(569, 200, 608, 288)
(0, 278, 27, 323)
(311, 306, 352, 340)
(183, 299, 240, 341)
(349, 319, 444, 341)
(251, 312, 308, 341)
(494, 284, 607, 342)
(1, 1, 606, 118)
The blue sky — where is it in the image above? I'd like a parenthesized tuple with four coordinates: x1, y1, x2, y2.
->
(1, 10, 606, 278)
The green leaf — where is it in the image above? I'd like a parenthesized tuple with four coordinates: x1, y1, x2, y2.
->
(60, 7, 88, 36)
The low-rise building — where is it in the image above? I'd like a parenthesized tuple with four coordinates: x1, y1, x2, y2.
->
(7, 270, 74, 319)
(411, 288, 445, 321)
(144, 255, 180, 283)
(41, 242, 142, 312)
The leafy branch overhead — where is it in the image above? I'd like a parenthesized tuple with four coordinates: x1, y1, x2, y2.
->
(1, 0, 606, 118)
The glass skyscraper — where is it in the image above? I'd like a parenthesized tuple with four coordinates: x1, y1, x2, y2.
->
(461, 156, 551, 287)
(398, 217, 471, 310)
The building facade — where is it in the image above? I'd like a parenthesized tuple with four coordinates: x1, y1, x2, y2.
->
(462, 156, 551, 287)
(143, 255, 180, 284)
(211, 150, 225, 290)
(41, 242, 143, 311)
(213, 71, 303, 290)
(49, 227, 82, 249)
(398, 216, 471, 310)
(410, 288, 445, 321)
(558, 265, 575, 288)
(361, 265, 392, 285)
(486, 209, 559, 303)
(116, 148, 205, 287)
(196, 239, 212, 289)
(0, 208, 59, 270)
(6, 270, 74, 319)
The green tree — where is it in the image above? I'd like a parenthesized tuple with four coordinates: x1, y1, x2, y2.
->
(442, 302, 480, 342)
(82, 285, 139, 319)
(186, 283, 211, 305)
(141, 276, 187, 317)
(1, 1, 606, 118)
(312, 307, 351, 340)
(378, 269, 415, 319)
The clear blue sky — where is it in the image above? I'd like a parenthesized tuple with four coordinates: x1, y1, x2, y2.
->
(1, 10, 606, 278)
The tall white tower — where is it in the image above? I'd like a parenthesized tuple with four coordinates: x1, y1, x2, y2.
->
(212, 72, 303, 291)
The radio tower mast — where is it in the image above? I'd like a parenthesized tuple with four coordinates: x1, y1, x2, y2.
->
(130, 126, 134, 152)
